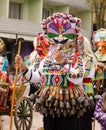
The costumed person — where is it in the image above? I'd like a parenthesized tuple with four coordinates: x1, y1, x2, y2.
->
(0, 56, 12, 110)
(15, 12, 98, 130)
(28, 32, 49, 102)
(2, 53, 9, 73)
(93, 28, 106, 94)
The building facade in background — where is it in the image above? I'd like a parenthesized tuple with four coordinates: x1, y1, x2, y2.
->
(0, 0, 92, 70)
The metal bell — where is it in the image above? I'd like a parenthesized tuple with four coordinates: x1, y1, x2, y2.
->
(71, 99, 76, 106)
(45, 100, 49, 107)
(47, 95, 55, 104)
(66, 101, 71, 109)
(60, 101, 65, 112)
(77, 95, 84, 103)
(94, 94, 101, 101)
(38, 96, 45, 105)
(54, 99, 59, 111)
(70, 107, 76, 115)
(82, 108, 86, 113)
(88, 95, 95, 107)
(63, 109, 67, 117)
(40, 106, 48, 115)
(76, 105, 80, 110)
(56, 108, 61, 117)
(77, 110, 84, 117)
(83, 98, 89, 107)
(34, 99, 41, 111)
(50, 109, 55, 117)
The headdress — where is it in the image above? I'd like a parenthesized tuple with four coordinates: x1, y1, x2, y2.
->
(93, 28, 106, 46)
(41, 12, 81, 41)
(34, 32, 49, 59)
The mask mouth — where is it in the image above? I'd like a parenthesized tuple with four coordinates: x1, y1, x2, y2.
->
(53, 38, 68, 45)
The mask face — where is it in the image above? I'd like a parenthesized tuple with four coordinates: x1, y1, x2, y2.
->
(47, 18, 77, 52)
(97, 41, 106, 54)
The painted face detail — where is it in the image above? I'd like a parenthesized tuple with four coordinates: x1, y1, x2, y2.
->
(47, 18, 76, 44)
(96, 41, 106, 54)
(47, 18, 77, 51)
(42, 13, 81, 52)
(93, 28, 106, 54)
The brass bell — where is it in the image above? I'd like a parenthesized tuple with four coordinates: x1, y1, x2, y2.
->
(60, 101, 65, 112)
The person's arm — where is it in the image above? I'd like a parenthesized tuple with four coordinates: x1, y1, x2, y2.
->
(15, 55, 43, 84)
(94, 94, 106, 126)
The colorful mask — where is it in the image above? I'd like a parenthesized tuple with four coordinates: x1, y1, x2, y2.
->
(93, 28, 106, 54)
(42, 13, 81, 52)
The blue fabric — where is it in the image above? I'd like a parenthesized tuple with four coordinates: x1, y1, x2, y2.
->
(2, 57, 8, 72)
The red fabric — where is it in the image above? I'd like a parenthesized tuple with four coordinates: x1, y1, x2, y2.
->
(83, 78, 92, 83)
(35, 33, 49, 59)
(69, 82, 74, 88)
(72, 51, 79, 67)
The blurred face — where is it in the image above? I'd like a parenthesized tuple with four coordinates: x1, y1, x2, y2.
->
(97, 41, 106, 54)
(47, 18, 76, 52)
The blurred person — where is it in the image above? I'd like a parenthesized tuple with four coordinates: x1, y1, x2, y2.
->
(94, 92, 106, 130)
(0, 56, 12, 110)
(28, 33, 49, 102)
(92, 28, 106, 94)
(2, 53, 9, 72)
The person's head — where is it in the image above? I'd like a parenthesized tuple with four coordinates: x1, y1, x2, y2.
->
(93, 28, 106, 54)
(0, 56, 4, 70)
(41, 12, 82, 53)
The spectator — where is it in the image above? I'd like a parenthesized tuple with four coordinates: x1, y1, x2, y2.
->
(2, 53, 9, 72)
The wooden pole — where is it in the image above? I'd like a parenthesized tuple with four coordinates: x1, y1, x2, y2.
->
(9, 40, 21, 130)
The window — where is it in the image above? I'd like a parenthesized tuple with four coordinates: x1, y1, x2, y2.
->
(9, 2, 23, 19)
(43, 8, 53, 19)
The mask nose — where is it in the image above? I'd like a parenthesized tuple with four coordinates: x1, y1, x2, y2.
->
(58, 34, 64, 42)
